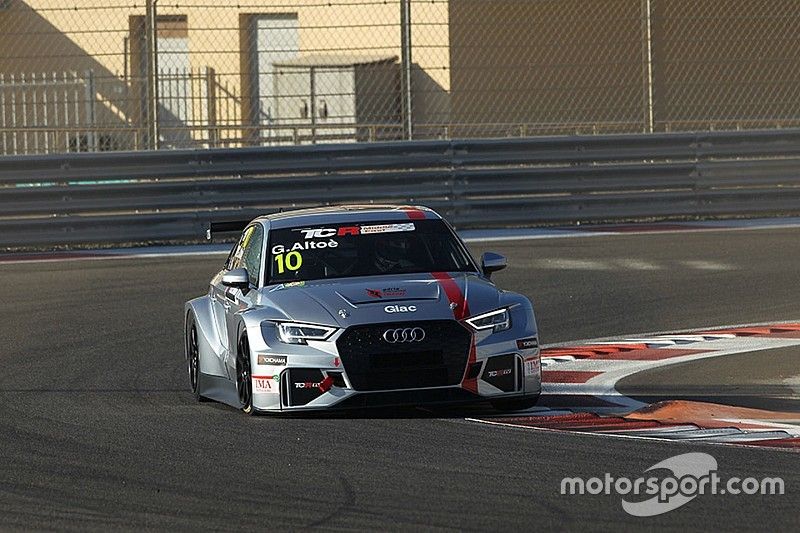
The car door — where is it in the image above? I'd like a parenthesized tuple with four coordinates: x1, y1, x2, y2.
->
(223, 223, 265, 377)
(207, 235, 247, 377)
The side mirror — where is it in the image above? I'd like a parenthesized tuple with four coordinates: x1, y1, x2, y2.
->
(222, 268, 250, 290)
(481, 252, 507, 278)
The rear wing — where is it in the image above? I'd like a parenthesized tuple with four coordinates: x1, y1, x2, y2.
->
(206, 220, 252, 241)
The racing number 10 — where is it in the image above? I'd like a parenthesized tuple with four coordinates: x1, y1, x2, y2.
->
(274, 251, 303, 274)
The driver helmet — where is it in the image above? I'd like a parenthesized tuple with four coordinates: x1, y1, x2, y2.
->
(374, 234, 410, 271)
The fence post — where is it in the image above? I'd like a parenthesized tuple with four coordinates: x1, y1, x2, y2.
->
(84, 70, 98, 151)
(145, 0, 160, 149)
(640, 0, 654, 133)
(400, 0, 413, 140)
(310, 66, 317, 144)
(0, 74, 6, 155)
(10, 74, 17, 154)
(205, 67, 218, 147)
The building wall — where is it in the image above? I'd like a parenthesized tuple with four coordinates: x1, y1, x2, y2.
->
(651, 0, 800, 131)
(4, 0, 798, 149)
(448, 0, 645, 137)
(448, 0, 800, 136)
(0, 0, 449, 149)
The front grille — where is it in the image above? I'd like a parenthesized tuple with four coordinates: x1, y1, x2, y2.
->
(336, 320, 472, 391)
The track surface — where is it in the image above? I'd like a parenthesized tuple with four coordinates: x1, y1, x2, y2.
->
(618, 346, 800, 413)
(1, 228, 799, 530)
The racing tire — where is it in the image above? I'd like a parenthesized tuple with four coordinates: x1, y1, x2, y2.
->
(490, 394, 540, 412)
(236, 331, 256, 415)
(185, 313, 209, 402)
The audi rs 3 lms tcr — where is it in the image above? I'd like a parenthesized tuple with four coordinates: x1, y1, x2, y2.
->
(185, 206, 541, 414)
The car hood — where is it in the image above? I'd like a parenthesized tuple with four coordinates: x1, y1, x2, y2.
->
(260, 272, 501, 327)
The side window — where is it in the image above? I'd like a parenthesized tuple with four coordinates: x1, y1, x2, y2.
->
(241, 225, 264, 286)
(225, 242, 239, 270)
(227, 227, 251, 271)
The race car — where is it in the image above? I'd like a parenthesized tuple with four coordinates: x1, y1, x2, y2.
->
(184, 205, 541, 414)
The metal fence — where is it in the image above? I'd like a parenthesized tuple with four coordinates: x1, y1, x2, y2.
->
(2, 1, 800, 155)
(0, 71, 97, 154)
(2, 129, 800, 248)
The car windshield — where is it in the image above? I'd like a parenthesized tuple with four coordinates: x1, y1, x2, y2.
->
(267, 219, 476, 283)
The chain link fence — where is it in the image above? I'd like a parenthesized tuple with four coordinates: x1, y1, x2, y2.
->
(1, 0, 800, 155)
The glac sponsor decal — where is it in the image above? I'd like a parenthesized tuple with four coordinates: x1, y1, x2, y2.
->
(253, 376, 278, 394)
(384, 304, 417, 313)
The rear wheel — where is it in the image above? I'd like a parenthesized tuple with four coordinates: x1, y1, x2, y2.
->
(236, 332, 255, 415)
(490, 394, 540, 412)
(185, 314, 209, 402)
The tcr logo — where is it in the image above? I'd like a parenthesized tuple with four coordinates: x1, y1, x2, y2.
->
(294, 382, 322, 389)
(300, 227, 360, 239)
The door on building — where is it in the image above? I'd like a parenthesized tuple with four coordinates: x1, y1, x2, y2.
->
(129, 14, 195, 149)
(155, 16, 192, 148)
(250, 13, 299, 144)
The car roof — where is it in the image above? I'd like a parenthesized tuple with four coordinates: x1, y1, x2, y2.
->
(255, 205, 441, 230)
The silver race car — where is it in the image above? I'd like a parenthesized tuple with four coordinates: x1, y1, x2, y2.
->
(185, 205, 541, 414)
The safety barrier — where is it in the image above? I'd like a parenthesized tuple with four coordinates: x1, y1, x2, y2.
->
(1, 129, 800, 247)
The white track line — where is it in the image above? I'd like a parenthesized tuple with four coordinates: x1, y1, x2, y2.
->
(4, 218, 800, 265)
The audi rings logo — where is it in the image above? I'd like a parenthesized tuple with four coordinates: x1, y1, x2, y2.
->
(382, 327, 426, 343)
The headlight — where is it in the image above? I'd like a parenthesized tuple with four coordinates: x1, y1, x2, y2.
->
(275, 322, 337, 345)
(465, 308, 511, 333)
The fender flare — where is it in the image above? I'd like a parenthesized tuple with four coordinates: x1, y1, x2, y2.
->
(185, 296, 227, 378)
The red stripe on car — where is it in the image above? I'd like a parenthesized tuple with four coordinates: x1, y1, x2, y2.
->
(402, 207, 427, 220)
(431, 271, 477, 393)
(431, 271, 469, 319)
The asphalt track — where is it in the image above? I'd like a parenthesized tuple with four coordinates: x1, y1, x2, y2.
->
(1, 227, 799, 530)
(617, 346, 800, 413)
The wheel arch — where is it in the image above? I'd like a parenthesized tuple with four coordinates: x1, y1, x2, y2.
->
(185, 295, 225, 377)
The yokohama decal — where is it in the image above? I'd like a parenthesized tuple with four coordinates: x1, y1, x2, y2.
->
(432, 271, 478, 393)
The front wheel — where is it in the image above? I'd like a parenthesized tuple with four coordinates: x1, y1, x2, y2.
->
(185, 313, 209, 402)
(490, 394, 540, 412)
(236, 332, 255, 415)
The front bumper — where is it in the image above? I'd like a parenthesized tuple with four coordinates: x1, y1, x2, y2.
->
(249, 318, 541, 413)
(250, 349, 542, 413)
